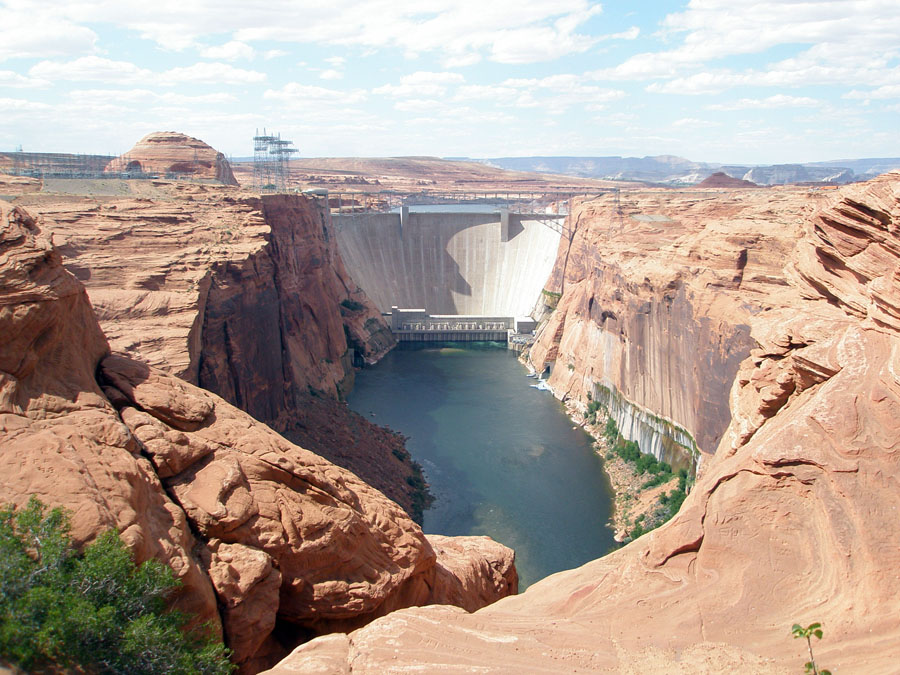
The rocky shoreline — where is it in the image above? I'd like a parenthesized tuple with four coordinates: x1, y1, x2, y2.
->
(562, 401, 677, 541)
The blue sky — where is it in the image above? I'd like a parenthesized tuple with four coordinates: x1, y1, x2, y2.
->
(1, 0, 898, 164)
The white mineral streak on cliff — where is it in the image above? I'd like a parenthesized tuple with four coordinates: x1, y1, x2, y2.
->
(527, 187, 808, 462)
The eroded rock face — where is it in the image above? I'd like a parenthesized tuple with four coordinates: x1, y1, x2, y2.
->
(98, 353, 440, 661)
(268, 173, 900, 673)
(527, 187, 810, 460)
(106, 131, 239, 186)
(0, 204, 517, 670)
(14, 185, 421, 517)
(0, 203, 220, 631)
(198, 194, 395, 409)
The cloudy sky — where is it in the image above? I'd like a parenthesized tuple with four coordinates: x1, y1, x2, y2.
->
(1, 0, 898, 163)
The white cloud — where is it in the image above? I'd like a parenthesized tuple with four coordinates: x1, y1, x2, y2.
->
(452, 74, 624, 114)
(264, 82, 367, 104)
(0, 5, 97, 61)
(30, 57, 153, 84)
(707, 95, 820, 111)
(394, 99, 446, 113)
(600, 26, 639, 41)
(29, 56, 265, 87)
(672, 118, 721, 128)
(594, 1, 900, 94)
(67, 89, 237, 105)
(374, 71, 466, 98)
(199, 41, 255, 61)
(454, 84, 522, 101)
(0, 97, 53, 112)
(161, 62, 266, 85)
(264, 49, 288, 60)
(487, 15, 599, 64)
(845, 84, 900, 100)
(325, 56, 347, 67)
(319, 69, 343, 80)
(0, 70, 50, 88)
(27, 0, 606, 65)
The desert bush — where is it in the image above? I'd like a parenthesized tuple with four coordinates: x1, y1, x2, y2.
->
(0, 497, 234, 674)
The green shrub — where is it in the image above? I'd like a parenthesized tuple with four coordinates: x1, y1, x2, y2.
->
(604, 416, 618, 443)
(340, 298, 365, 313)
(0, 497, 234, 674)
(677, 467, 689, 492)
(641, 472, 672, 489)
(665, 488, 687, 518)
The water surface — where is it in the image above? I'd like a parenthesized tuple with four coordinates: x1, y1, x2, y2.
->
(347, 342, 617, 588)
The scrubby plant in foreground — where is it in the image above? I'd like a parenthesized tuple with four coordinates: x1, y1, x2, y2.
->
(791, 622, 832, 675)
(0, 497, 234, 674)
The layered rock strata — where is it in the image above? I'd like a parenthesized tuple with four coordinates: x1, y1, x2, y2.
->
(267, 175, 900, 673)
(527, 187, 812, 463)
(12, 183, 420, 516)
(106, 131, 239, 186)
(0, 203, 517, 670)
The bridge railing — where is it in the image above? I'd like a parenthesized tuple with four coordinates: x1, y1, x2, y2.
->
(326, 189, 612, 214)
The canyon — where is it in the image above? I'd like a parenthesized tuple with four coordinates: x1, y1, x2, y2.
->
(270, 172, 900, 672)
(2, 134, 900, 672)
(0, 194, 517, 670)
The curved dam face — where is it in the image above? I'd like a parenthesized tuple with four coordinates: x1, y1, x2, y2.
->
(332, 212, 562, 316)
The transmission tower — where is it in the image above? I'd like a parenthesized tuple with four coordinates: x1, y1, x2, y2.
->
(252, 129, 298, 192)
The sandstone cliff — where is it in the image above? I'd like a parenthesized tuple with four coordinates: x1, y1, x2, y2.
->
(106, 131, 239, 186)
(0, 202, 517, 671)
(527, 186, 811, 464)
(12, 182, 422, 517)
(268, 173, 900, 673)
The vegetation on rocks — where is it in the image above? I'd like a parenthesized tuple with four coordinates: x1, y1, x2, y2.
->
(340, 298, 366, 313)
(599, 416, 692, 541)
(0, 497, 234, 674)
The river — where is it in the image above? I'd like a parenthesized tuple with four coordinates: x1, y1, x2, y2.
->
(347, 342, 617, 589)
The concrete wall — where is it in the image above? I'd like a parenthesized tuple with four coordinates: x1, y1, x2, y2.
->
(332, 212, 561, 316)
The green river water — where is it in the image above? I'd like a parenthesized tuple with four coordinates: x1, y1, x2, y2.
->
(347, 342, 618, 589)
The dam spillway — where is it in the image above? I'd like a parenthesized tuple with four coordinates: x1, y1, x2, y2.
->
(332, 210, 562, 318)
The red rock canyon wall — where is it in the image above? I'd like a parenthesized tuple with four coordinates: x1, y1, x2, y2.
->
(266, 175, 900, 673)
(0, 202, 517, 671)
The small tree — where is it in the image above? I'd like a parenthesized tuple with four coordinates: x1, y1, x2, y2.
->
(0, 497, 234, 674)
(791, 622, 832, 675)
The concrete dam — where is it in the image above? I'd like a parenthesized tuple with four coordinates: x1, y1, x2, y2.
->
(332, 210, 563, 339)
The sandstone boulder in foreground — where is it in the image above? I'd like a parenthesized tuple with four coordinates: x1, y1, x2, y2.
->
(0, 202, 517, 671)
(269, 175, 900, 673)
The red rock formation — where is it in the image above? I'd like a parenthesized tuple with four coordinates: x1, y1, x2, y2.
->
(266, 173, 900, 674)
(0, 202, 517, 670)
(696, 171, 760, 188)
(0, 203, 220, 631)
(106, 131, 239, 186)
(17, 185, 421, 517)
(528, 187, 804, 462)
